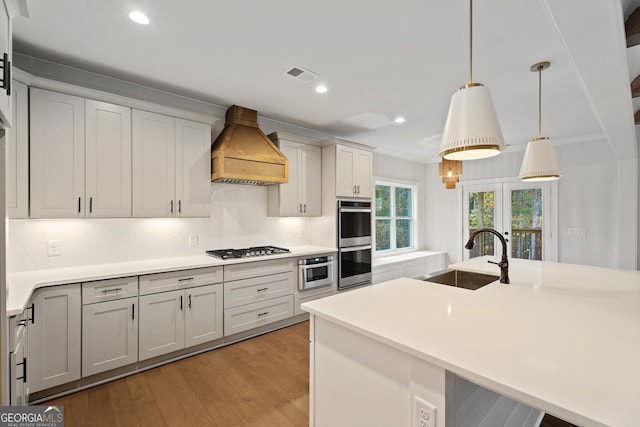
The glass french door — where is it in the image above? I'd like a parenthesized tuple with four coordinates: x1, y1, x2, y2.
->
(463, 180, 557, 261)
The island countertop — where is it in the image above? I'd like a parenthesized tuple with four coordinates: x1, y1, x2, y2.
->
(302, 256, 640, 427)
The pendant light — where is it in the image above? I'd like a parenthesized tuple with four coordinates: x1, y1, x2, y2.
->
(438, 159, 462, 189)
(519, 61, 561, 181)
(439, 0, 505, 161)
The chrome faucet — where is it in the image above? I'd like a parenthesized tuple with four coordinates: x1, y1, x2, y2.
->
(464, 228, 510, 284)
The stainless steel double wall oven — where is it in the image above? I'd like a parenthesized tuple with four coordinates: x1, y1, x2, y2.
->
(337, 200, 372, 290)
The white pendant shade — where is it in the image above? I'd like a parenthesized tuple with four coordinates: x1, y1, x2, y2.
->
(439, 84, 505, 161)
(519, 137, 560, 181)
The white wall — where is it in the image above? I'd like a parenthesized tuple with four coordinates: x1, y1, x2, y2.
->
(424, 139, 637, 269)
(7, 184, 311, 272)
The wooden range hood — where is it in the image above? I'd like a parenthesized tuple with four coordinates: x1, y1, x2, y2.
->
(211, 105, 288, 185)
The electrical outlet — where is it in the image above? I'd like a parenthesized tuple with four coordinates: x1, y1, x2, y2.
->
(567, 227, 586, 237)
(188, 234, 198, 247)
(414, 395, 436, 427)
(47, 240, 61, 257)
(297, 230, 305, 239)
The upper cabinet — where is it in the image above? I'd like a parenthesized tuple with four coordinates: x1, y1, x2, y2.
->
(132, 110, 211, 218)
(0, 0, 13, 127)
(6, 79, 27, 218)
(323, 142, 373, 199)
(30, 89, 132, 218)
(267, 133, 321, 217)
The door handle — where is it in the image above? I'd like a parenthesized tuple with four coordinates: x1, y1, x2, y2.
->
(132, 303, 135, 320)
(180, 295, 183, 311)
(17, 358, 26, 383)
(170, 200, 174, 214)
(0, 53, 10, 96)
(188, 294, 192, 309)
(89, 197, 93, 213)
(178, 200, 182, 214)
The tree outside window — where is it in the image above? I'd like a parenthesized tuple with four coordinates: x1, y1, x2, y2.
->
(375, 183, 415, 253)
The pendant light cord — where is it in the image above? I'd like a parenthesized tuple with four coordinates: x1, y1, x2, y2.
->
(537, 64, 542, 138)
(469, 0, 473, 85)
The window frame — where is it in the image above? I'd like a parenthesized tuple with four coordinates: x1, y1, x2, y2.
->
(373, 179, 418, 257)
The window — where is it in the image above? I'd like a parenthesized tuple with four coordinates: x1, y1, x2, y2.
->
(375, 182, 416, 253)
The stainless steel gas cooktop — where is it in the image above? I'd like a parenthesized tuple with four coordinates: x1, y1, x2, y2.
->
(205, 246, 290, 260)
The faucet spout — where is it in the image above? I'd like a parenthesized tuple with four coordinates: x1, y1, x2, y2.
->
(465, 228, 510, 284)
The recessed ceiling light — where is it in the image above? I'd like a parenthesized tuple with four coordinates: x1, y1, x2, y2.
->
(129, 11, 150, 25)
(315, 85, 328, 94)
(395, 117, 406, 124)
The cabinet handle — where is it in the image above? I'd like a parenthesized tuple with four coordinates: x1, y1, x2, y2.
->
(89, 197, 93, 213)
(132, 303, 135, 320)
(178, 200, 182, 214)
(0, 53, 10, 96)
(357, 185, 360, 194)
(299, 203, 302, 213)
(180, 295, 183, 311)
(188, 294, 192, 309)
(101, 287, 123, 295)
(303, 204, 306, 214)
(28, 303, 34, 324)
(17, 358, 26, 383)
(78, 197, 81, 214)
(353, 185, 357, 194)
(256, 287, 269, 292)
(17, 319, 27, 327)
(170, 200, 174, 214)
(257, 311, 269, 317)
(178, 277, 194, 283)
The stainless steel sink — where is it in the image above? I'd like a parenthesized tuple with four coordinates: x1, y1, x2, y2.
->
(423, 270, 499, 290)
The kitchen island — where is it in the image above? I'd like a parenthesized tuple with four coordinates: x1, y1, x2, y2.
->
(302, 256, 640, 427)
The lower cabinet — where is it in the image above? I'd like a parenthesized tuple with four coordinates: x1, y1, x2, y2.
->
(8, 310, 29, 405)
(224, 295, 294, 336)
(138, 283, 223, 361)
(82, 297, 138, 377)
(28, 284, 82, 394)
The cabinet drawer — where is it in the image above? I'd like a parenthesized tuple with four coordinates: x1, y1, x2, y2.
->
(224, 295, 293, 336)
(224, 271, 294, 309)
(139, 266, 223, 295)
(223, 258, 294, 282)
(82, 277, 138, 304)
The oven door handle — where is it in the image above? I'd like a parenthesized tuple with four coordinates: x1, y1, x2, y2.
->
(299, 261, 333, 269)
(339, 245, 372, 253)
(339, 208, 372, 213)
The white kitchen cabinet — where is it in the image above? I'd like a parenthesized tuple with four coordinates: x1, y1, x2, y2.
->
(132, 110, 211, 217)
(6, 79, 27, 218)
(138, 267, 223, 360)
(336, 144, 372, 198)
(30, 89, 133, 218)
(28, 284, 81, 393)
(81, 277, 138, 377)
(0, 0, 13, 127)
(184, 284, 224, 347)
(85, 99, 132, 217)
(175, 118, 212, 217)
(267, 134, 321, 217)
(139, 283, 223, 360)
(29, 89, 85, 218)
(8, 310, 29, 405)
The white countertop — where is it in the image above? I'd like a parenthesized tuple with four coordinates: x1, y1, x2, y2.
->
(302, 256, 640, 427)
(7, 245, 336, 316)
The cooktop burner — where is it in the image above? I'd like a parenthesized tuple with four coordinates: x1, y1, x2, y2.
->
(205, 246, 290, 260)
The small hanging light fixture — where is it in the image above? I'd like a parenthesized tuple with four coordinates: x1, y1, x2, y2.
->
(438, 159, 463, 189)
(519, 61, 561, 181)
(439, 0, 505, 161)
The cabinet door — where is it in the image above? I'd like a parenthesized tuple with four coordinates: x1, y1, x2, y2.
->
(301, 145, 321, 216)
(132, 109, 175, 217)
(82, 298, 137, 376)
(6, 80, 27, 218)
(185, 284, 223, 348)
(9, 333, 26, 405)
(0, 1, 11, 127)
(277, 141, 301, 216)
(175, 118, 211, 217)
(139, 290, 185, 360)
(85, 100, 132, 217)
(353, 149, 373, 198)
(30, 89, 85, 218)
(335, 146, 355, 197)
(28, 284, 81, 393)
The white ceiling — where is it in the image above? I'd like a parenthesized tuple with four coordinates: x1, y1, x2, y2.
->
(11, 0, 637, 163)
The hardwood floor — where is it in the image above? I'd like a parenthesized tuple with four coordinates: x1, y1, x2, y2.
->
(44, 321, 311, 427)
(44, 320, 577, 426)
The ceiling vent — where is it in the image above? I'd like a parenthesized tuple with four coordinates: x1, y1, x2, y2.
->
(285, 65, 319, 82)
